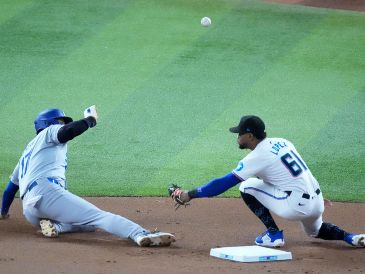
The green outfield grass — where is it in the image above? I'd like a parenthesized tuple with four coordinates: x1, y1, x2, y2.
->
(0, 0, 364, 201)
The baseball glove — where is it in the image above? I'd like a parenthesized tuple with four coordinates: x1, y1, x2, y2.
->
(168, 184, 190, 210)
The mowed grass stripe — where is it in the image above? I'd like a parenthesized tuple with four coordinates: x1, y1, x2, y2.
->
(0, 0, 133, 106)
(0, 0, 237, 187)
(0, 1, 134, 182)
(0, 0, 215, 171)
(0, 0, 32, 24)
(23, 0, 236, 122)
(304, 91, 365, 202)
(64, 1, 248, 195)
(146, 7, 365, 198)
(76, 3, 330, 196)
(288, 13, 365, 201)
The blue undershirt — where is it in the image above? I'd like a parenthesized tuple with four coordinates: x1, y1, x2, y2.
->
(1, 181, 19, 216)
(195, 172, 242, 198)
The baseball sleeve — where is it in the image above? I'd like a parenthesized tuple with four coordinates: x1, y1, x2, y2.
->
(1, 181, 19, 217)
(57, 117, 96, 144)
(2, 164, 20, 217)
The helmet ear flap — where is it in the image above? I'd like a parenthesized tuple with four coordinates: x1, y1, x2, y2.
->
(35, 120, 48, 134)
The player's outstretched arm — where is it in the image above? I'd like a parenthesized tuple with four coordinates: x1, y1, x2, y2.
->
(57, 105, 98, 143)
(1, 181, 19, 219)
(168, 173, 242, 209)
(188, 172, 242, 198)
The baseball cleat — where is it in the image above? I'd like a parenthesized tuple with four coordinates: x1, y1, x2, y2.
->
(134, 231, 176, 247)
(40, 219, 59, 238)
(255, 230, 285, 247)
(344, 234, 365, 247)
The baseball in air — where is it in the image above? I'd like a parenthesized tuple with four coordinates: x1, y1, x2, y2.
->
(201, 17, 211, 27)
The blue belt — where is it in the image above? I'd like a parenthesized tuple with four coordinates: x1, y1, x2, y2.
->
(21, 181, 38, 200)
(28, 181, 38, 192)
(47, 177, 61, 186)
(47, 177, 67, 190)
(22, 177, 64, 199)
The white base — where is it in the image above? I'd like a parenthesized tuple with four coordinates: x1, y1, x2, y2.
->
(210, 245, 292, 263)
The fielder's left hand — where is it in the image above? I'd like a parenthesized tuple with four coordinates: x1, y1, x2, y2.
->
(168, 184, 191, 210)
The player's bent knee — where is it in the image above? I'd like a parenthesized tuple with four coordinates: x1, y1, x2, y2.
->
(301, 221, 322, 238)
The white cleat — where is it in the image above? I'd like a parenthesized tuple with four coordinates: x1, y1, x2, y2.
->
(134, 231, 176, 247)
(348, 234, 365, 247)
(39, 219, 59, 238)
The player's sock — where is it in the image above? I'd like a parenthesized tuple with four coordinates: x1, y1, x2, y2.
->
(317, 222, 350, 240)
(240, 192, 279, 232)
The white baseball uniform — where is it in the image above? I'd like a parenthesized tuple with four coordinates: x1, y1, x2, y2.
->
(233, 137, 324, 236)
(10, 124, 145, 239)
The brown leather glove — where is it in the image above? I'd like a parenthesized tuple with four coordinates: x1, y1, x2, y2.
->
(168, 184, 191, 210)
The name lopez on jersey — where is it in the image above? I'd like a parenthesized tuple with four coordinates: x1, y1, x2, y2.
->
(270, 141, 288, 155)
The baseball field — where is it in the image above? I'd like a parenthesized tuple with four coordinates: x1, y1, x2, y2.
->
(0, 0, 364, 273)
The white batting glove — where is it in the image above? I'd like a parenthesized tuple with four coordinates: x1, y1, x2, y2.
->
(84, 105, 98, 122)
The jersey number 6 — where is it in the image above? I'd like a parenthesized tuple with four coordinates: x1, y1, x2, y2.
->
(281, 150, 308, 177)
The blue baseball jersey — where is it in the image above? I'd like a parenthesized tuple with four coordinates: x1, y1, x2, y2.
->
(11, 125, 67, 197)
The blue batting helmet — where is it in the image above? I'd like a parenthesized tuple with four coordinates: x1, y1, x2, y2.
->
(34, 108, 73, 134)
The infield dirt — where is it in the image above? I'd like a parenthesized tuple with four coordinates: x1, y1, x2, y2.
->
(1, 197, 364, 274)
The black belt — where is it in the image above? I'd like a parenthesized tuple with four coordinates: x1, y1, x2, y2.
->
(285, 188, 321, 199)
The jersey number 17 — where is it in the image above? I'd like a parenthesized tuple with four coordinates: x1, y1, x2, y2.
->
(20, 150, 32, 178)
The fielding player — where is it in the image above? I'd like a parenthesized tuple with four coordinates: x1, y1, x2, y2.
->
(170, 115, 364, 248)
